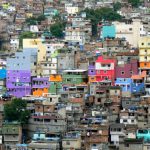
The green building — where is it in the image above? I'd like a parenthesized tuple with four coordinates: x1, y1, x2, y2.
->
(62, 70, 88, 85)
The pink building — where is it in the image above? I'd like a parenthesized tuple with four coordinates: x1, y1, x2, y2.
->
(95, 56, 116, 85)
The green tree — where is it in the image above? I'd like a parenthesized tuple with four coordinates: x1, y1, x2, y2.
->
(128, 0, 140, 7)
(36, 15, 46, 22)
(50, 22, 64, 38)
(26, 15, 46, 25)
(84, 7, 122, 36)
(19, 31, 35, 47)
(113, 2, 122, 11)
(26, 17, 37, 25)
(4, 99, 30, 124)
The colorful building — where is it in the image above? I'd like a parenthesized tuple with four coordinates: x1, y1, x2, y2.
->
(139, 37, 150, 94)
(32, 77, 49, 96)
(62, 70, 88, 85)
(131, 71, 146, 94)
(116, 60, 138, 78)
(88, 64, 96, 83)
(115, 78, 132, 97)
(0, 69, 6, 80)
(95, 56, 116, 85)
(6, 70, 31, 98)
(6, 48, 38, 97)
(101, 25, 116, 39)
(139, 37, 150, 71)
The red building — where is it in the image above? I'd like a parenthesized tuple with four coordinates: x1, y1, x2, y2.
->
(95, 56, 116, 85)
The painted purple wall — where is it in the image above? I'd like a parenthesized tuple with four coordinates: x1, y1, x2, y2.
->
(115, 60, 138, 78)
(88, 64, 96, 76)
(6, 70, 31, 98)
(32, 77, 50, 89)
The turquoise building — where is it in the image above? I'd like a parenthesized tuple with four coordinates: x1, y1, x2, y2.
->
(101, 25, 116, 39)
(0, 69, 6, 79)
(136, 129, 150, 142)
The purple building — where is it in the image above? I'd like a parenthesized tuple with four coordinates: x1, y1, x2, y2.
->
(6, 70, 31, 98)
(32, 77, 49, 88)
(88, 64, 96, 76)
(115, 60, 138, 78)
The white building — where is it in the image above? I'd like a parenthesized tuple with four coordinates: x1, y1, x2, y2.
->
(65, 3, 79, 15)
(65, 17, 91, 45)
(10, 38, 19, 51)
(120, 116, 137, 125)
(113, 19, 146, 47)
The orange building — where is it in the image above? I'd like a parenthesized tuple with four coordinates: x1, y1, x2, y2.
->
(32, 77, 49, 97)
(49, 74, 62, 82)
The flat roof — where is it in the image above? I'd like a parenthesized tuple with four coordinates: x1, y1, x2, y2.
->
(63, 69, 87, 73)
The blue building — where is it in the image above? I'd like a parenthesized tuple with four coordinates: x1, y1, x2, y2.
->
(115, 78, 132, 93)
(132, 78, 145, 94)
(0, 68, 6, 79)
(7, 48, 37, 71)
(101, 25, 116, 39)
(136, 129, 150, 142)
(115, 78, 145, 95)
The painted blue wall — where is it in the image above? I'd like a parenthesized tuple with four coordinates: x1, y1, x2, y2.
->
(132, 82, 145, 93)
(0, 69, 6, 79)
(6, 48, 37, 70)
(101, 25, 116, 39)
(115, 78, 132, 92)
(115, 78, 145, 94)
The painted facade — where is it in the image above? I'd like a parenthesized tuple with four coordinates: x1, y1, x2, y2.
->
(6, 70, 31, 98)
(6, 48, 38, 97)
(32, 77, 49, 96)
(0, 69, 6, 79)
(95, 56, 116, 84)
(116, 60, 138, 78)
(62, 70, 88, 85)
(101, 25, 116, 39)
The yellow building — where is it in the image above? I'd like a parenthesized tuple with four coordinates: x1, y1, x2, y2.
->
(23, 39, 46, 75)
(26, 13, 33, 18)
(139, 37, 150, 70)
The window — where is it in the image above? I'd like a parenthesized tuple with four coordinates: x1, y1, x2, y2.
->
(148, 43, 150, 46)
(117, 128, 121, 132)
(123, 119, 127, 122)
(129, 28, 132, 31)
(49, 98, 52, 102)
(104, 70, 107, 74)
(66, 141, 70, 145)
(145, 56, 147, 59)
(121, 71, 125, 75)
(144, 63, 147, 66)
(141, 43, 144, 45)
(125, 144, 129, 147)
(131, 120, 134, 123)
(147, 146, 150, 150)
(66, 78, 71, 82)
(145, 50, 147, 52)
(130, 71, 133, 74)
(138, 129, 148, 134)
(98, 98, 101, 102)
